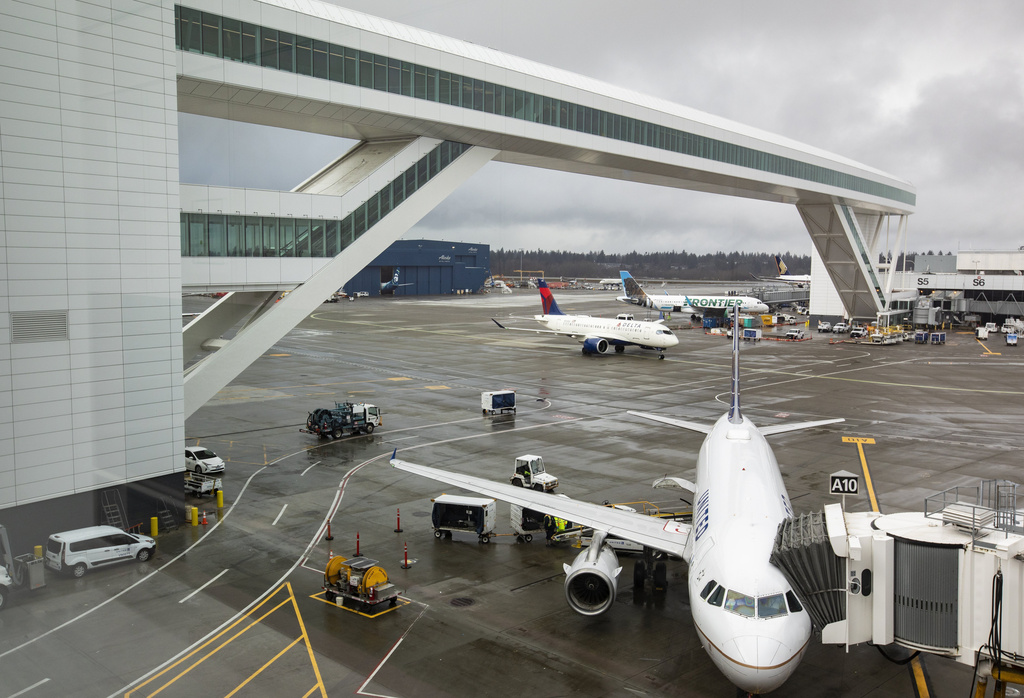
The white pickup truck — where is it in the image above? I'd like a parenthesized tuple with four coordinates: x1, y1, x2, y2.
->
(817, 321, 831, 333)
(784, 329, 807, 340)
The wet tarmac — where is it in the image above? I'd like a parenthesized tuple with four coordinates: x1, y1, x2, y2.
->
(3, 288, 1021, 697)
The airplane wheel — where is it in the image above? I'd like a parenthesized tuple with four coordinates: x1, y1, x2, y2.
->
(633, 560, 646, 589)
(658, 354, 665, 360)
(524, 534, 533, 543)
(434, 529, 442, 539)
(653, 562, 667, 591)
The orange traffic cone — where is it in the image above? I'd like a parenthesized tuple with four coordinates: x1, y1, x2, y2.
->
(201, 511, 208, 525)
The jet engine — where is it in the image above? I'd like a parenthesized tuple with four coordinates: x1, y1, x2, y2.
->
(562, 532, 621, 615)
(581, 337, 610, 354)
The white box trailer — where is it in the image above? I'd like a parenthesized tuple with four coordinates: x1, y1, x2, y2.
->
(431, 495, 497, 543)
(482, 390, 516, 415)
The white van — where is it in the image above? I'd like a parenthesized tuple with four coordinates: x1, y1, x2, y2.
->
(44, 525, 155, 578)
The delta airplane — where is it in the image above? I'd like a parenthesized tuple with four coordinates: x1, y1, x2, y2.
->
(753, 255, 812, 288)
(617, 271, 769, 317)
(390, 307, 844, 694)
(381, 267, 413, 294)
(492, 280, 679, 358)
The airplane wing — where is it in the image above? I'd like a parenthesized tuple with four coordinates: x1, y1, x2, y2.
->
(390, 456, 690, 558)
(491, 318, 582, 338)
(628, 410, 713, 435)
(757, 418, 845, 436)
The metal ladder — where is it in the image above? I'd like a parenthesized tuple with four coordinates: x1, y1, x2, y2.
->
(100, 489, 127, 530)
(157, 500, 179, 532)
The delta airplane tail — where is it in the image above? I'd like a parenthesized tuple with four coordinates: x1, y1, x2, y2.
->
(537, 280, 565, 315)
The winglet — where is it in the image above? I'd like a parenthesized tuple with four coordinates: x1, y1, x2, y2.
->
(728, 304, 742, 424)
(390, 448, 397, 464)
(492, 318, 508, 329)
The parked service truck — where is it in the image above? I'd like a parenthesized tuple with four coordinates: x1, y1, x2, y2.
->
(481, 390, 516, 415)
(510, 454, 558, 491)
(302, 402, 382, 438)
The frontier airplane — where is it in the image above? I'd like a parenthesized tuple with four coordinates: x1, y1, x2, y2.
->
(492, 279, 679, 358)
(392, 307, 844, 694)
(618, 271, 769, 318)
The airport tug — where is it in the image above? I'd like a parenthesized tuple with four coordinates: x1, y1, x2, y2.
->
(322, 556, 400, 611)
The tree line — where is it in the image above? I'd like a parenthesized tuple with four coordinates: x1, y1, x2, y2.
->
(490, 249, 942, 281)
(490, 249, 810, 281)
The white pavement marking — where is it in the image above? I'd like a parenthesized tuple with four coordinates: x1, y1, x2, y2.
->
(7, 678, 50, 697)
(300, 460, 321, 476)
(272, 503, 288, 526)
(179, 569, 229, 604)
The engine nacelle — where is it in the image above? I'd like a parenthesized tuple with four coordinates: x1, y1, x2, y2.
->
(581, 337, 610, 355)
(562, 538, 621, 616)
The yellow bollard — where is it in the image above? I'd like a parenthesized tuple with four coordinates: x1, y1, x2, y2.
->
(34, 545, 43, 559)
(216, 490, 224, 508)
(191, 506, 199, 527)
(151, 516, 159, 537)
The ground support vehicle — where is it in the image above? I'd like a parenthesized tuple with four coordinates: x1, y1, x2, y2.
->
(1008, 333, 1018, 346)
(510, 454, 558, 491)
(302, 402, 382, 438)
(185, 446, 225, 474)
(784, 329, 807, 340)
(481, 390, 516, 415)
(510, 504, 546, 542)
(431, 495, 496, 543)
(44, 526, 155, 578)
(832, 322, 850, 334)
(976, 327, 990, 340)
(817, 321, 831, 333)
(915, 330, 929, 344)
(850, 326, 868, 339)
(931, 332, 947, 345)
(185, 471, 222, 497)
(742, 328, 762, 342)
(322, 555, 399, 611)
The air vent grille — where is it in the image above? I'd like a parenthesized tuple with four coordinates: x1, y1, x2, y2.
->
(10, 310, 69, 343)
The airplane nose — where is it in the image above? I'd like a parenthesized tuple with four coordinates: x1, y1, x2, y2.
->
(720, 635, 799, 694)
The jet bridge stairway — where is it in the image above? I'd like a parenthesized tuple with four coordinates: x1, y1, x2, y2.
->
(771, 479, 1024, 694)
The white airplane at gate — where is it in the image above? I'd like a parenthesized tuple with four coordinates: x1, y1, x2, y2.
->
(618, 270, 769, 317)
(390, 307, 843, 694)
(492, 279, 679, 358)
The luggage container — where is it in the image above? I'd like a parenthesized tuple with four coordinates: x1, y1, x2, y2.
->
(431, 495, 497, 543)
(481, 390, 516, 416)
(510, 504, 546, 542)
(1007, 333, 1018, 346)
(930, 332, 947, 345)
(976, 327, 989, 340)
(742, 328, 762, 342)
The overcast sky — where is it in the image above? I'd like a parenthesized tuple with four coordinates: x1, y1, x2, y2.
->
(179, 1, 1024, 256)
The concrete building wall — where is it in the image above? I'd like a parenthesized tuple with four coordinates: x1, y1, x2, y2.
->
(0, 0, 183, 512)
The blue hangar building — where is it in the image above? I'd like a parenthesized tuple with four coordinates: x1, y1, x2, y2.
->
(344, 240, 490, 296)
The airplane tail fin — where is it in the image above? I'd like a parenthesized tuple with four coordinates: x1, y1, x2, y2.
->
(538, 280, 564, 315)
(775, 255, 789, 276)
(393, 268, 401, 284)
(728, 305, 742, 424)
(619, 271, 651, 307)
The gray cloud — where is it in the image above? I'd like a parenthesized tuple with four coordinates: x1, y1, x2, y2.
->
(179, 0, 1024, 254)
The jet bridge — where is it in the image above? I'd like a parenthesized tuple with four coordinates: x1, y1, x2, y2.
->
(772, 480, 1024, 693)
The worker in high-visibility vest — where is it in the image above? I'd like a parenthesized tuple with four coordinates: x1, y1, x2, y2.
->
(543, 514, 556, 544)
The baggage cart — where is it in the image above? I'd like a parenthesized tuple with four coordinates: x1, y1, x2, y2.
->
(184, 471, 222, 497)
(482, 390, 516, 415)
(431, 495, 496, 543)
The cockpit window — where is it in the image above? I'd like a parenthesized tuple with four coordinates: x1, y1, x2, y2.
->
(758, 594, 788, 618)
(724, 590, 756, 617)
(700, 580, 716, 600)
(707, 585, 725, 607)
(786, 590, 803, 613)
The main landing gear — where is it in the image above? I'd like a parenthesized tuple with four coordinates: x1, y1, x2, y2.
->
(632, 547, 668, 593)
